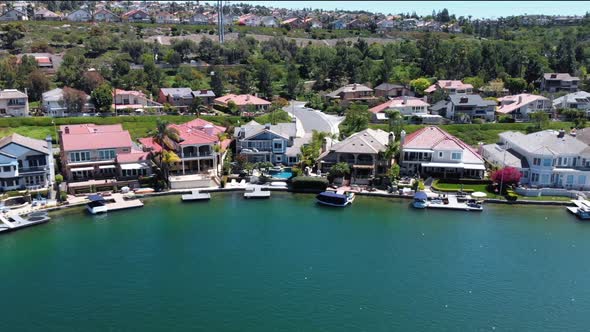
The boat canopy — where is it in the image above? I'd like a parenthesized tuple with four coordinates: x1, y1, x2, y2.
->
(414, 191, 428, 200)
(87, 194, 106, 202)
(318, 191, 347, 199)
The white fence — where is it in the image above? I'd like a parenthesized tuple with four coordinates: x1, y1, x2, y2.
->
(515, 187, 584, 198)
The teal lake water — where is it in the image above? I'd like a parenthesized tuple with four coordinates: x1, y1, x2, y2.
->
(1, 193, 589, 331)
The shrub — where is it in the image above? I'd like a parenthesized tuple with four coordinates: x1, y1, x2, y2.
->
(291, 176, 329, 193)
(505, 190, 518, 201)
(491, 167, 521, 186)
(220, 177, 226, 188)
(59, 191, 68, 202)
(291, 167, 303, 177)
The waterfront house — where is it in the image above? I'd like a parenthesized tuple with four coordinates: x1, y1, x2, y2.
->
(59, 124, 152, 194)
(374, 83, 413, 98)
(234, 120, 299, 165)
(122, 9, 151, 23)
(424, 80, 473, 95)
(317, 129, 393, 185)
(93, 9, 120, 22)
(42, 88, 95, 117)
(0, 89, 29, 117)
(325, 83, 376, 106)
(553, 91, 590, 115)
(369, 96, 430, 122)
(0, 9, 28, 21)
(33, 8, 61, 21)
(0, 133, 54, 191)
(435, 94, 496, 122)
(540, 73, 580, 93)
(399, 126, 485, 179)
(214, 94, 271, 115)
(496, 94, 551, 120)
(66, 9, 92, 22)
(139, 118, 231, 187)
(113, 89, 163, 113)
(481, 129, 590, 190)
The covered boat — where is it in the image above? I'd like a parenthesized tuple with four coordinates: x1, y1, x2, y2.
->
(86, 195, 108, 214)
(413, 191, 429, 209)
(316, 191, 355, 207)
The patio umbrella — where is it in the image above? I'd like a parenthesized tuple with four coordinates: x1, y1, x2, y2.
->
(471, 192, 487, 198)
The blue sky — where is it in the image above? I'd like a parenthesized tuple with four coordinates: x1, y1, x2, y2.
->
(227, 1, 589, 19)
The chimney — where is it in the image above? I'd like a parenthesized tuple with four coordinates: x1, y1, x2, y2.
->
(203, 124, 214, 136)
(518, 95, 522, 104)
(64, 126, 70, 134)
(550, 73, 557, 79)
(353, 83, 357, 90)
(388, 132, 395, 144)
(264, 123, 271, 130)
(400, 129, 406, 145)
(557, 129, 565, 138)
(403, 95, 408, 105)
(460, 96, 468, 104)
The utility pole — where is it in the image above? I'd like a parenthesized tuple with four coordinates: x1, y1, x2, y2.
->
(217, 0, 225, 43)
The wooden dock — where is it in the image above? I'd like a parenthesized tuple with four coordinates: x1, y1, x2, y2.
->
(427, 195, 483, 212)
(104, 194, 144, 211)
(0, 213, 51, 233)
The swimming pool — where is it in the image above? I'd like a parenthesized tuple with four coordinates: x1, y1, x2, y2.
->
(268, 167, 293, 179)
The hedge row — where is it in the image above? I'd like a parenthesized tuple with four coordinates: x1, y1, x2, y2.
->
(291, 176, 329, 193)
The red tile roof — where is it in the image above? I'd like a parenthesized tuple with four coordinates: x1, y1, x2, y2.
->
(60, 124, 133, 151)
(138, 137, 162, 153)
(403, 126, 483, 161)
(214, 94, 271, 107)
(116, 150, 150, 163)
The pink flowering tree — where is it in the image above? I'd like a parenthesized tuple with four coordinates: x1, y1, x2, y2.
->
(491, 167, 522, 186)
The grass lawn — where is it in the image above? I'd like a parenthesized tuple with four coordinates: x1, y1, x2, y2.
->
(370, 122, 575, 145)
(0, 115, 244, 142)
(431, 180, 572, 201)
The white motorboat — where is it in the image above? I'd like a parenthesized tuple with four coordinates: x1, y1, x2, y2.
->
(567, 199, 590, 220)
(316, 191, 355, 207)
(412, 191, 429, 209)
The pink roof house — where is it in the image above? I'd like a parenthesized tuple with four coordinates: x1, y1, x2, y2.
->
(139, 118, 231, 178)
(424, 80, 473, 95)
(400, 126, 485, 179)
(113, 89, 163, 112)
(58, 124, 152, 193)
(214, 94, 271, 115)
(369, 96, 430, 122)
(496, 94, 551, 120)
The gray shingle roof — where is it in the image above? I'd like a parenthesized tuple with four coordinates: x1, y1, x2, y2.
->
(500, 130, 588, 155)
(449, 94, 496, 107)
(0, 133, 49, 154)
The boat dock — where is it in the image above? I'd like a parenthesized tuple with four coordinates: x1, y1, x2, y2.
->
(426, 195, 483, 212)
(101, 194, 144, 212)
(566, 200, 590, 219)
(0, 212, 51, 234)
(244, 186, 271, 199)
(181, 190, 211, 202)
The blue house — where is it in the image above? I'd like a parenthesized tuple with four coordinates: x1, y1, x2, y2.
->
(234, 120, 300, 165)
(332, 19, 347, 30)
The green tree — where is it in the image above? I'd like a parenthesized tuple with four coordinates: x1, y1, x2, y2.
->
(384, 109, 403, 136)
(237, 70, 252, 94)
(211, 70, 225, 97)
(149, 119, 181, 187)
(25, 70, 49, 102)
(340, 104, 371, 137)
(91, 83, 113, 113)
(529, 111, 549, 130)
(387, 164, 401, 183)
(256, 60, 273, 98)
(329, 162, 351, 179)
(285, 62, 299, 99)
(504, 77, 527, 94)
(409, 77, 431, 95)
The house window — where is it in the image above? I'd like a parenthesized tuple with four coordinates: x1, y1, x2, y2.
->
(98, 149, 116, 160)
(276, 156, 282, 162)
(578, 175, 587, 185)
(274, 142, 283, 149)
(560, 158, 568, 166)
(566, 175, 574, 185)
(542, 159, 552, 167)
(531, 173, 539, 182)
(533, 158, 541, 166)
(541, 174, 550, 184)
(451, 152, 461, 160)
(438, 152, 443, 158)
(69, 151, 91, 162)
(2, 166, 11, 172)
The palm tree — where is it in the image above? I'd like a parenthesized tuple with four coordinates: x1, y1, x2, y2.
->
(383, 140, 400, 167)
(384, 109, 403, 136)
(149, 119, 180, 187)
(160, 150, 181, 183)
